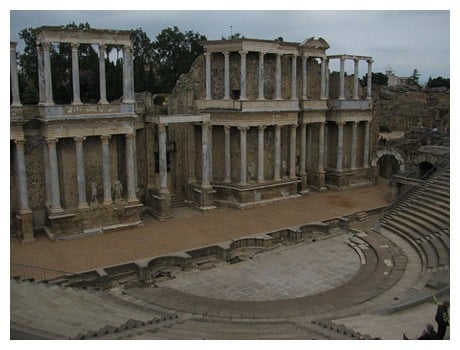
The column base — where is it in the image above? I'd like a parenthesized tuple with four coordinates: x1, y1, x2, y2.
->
(16, 212, 34, 243)
(146, 187, 172, 221)
(98, 100, 109, 104)
(103, 200, 113, 206)
(298, 173, 310, 194)
(72, 101, 83, 106)
(78, 202, 90, 210)
(309, 170, 326, 191)
(48, 206, 64, 214)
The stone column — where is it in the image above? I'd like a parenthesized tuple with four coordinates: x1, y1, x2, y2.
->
(306, 124, 312, 169)
(289, 124, 297, 178)
(275, 53, 282, 100)
(71, 43, 82, 105)
(208, 124, 213, 181)
(363, 121, 370, 167)
(258, 52, 265, 100)
(320, 57, 327, 100)
(336, 121, 345, 171)
(351, 121, 358, 169)
(223, 51, 230, 100)
(238, 126, 248, 185)
(122, 45, 134, 104)
(204, 52, 211, 100)
(291, 55, 298, 100)
(201, 122, 211, 187)
(325, 59, 330, 99)
(300, 123, 307, 175)
(42, 140, 51, 206)
(339, 57, 346, 100)
(158, 124, 168, 192)
(74, 137, 88, 209)
(47, 138, 62, 211)
(367, 59, 373, 100)
(318, 123, 325, 171)
(302, 55, 308, 99)
(125, 133, 137, 202)
(14, 140, 31, 214)
(98, 44, 108, 104)
(132, 132, 138, 190)
(274, 125, 281, 180)
(37, 45, 45, 104)
(42, 43, 54, 105)
(223, 125, 231, 183)
(10, 42, 21, 107)
(188, 124, 197, 183)
(101, 135, 112, 205)
(239, 51, 248, 100)
(257, 126, 266, 183)
(324, 123, 328, 168)
(353, 58, 359, 100)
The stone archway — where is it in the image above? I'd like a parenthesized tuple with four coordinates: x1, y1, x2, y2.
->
(371, 148, 406, 174)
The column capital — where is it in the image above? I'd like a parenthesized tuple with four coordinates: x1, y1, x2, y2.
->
(340, 55, 346, 62)
(259, 51, 266, 58)
(71, 43, 79, 51)
(201, 121, 210, 128)
(303, 53, 309, 59)
(239, 50, 248, 56)
(41, 42, 51, 51)
(204, 51, 211, 57)
(275, 124, 282, 130)
(45, 138, 58, 146)
(74, 136, 86, 144)
(367, 59, 374, 64)
(258, 125, 267, 131)
(291, 123, 298, 128)
(10, 41, 17, 51)
(352, 121, 359, 127)
(336, 121, 346, 127)
(292, 53, 299, 58)
(14, 139, 25, 150)
(276, 52, 283, 57)
(125, 132, 136, 141)
(223, 51, 229, 57)
(224, 125, 231, 132)
(98, 44, 106, 52)
(100, 135, 111, 144)
(123, 45, 133, 53)
(237, 125, 249, 131)
(354, 57, 360, 63)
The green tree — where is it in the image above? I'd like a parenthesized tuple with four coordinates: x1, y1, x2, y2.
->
(409, 69, 420, 87)
(360, 72, 388, 86)
(17, 27, 39, 104)
(131, 28, 156, 93)
(426, 76, 450, 89)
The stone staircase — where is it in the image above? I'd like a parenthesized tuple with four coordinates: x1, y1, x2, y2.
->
(171, 193, 186, 208)
(379, 163, 450, 273)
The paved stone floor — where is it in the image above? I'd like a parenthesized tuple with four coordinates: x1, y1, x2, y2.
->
(159, 234, 361, 301)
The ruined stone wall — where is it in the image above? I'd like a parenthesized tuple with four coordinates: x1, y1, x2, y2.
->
(328, 73, 364, 99)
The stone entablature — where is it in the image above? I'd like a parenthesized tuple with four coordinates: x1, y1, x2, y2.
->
(209, 111, 298, 127)
(38, 104, 136, 121)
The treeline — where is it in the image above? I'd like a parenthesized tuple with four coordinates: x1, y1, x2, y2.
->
(16, 23, 207, 105)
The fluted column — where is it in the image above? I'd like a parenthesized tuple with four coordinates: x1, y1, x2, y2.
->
(258, 52, 265, 100)
(10, 42, 21, 107)
(238, 126, 248, 185)
(320, 57, 327, 100)
(239, 50, 248, 100)
(37, 45, 45, 104)
(42, 140, 51, 206)
(364, 121, 370, 167)
(98, 44, 108, 104)
(158, 125, 168, 192)
(307, 124, 312, 169)
(47, 138, 62, 211)
(14, 140, 31, 214)
(204, 52, 211, 100)
(318, 123, 325, 171)
(339, 57, 346, 100)
(275, 53, 282, 100)
(223, 125, 231, 183)
(201, 122, 211, 187)
(351, 121, 358, 169)
(353, 58, 359, 100)
(71, 43, 82, 105)
(289, 124, 297, 178)
(257, 126, 266, 183)
(367, 60, 373, 100)
(291, 55, 298, 100)
(74, 137, 88, 209)
(300, 123, 307, 175)
(336, 121, 345, 171)
(42, 43, 54, 105)
(223, 51, 230, 100)
(302, 55, 308, 99)
(122, 45, 134, 103)
(274, 125, 281, 180)
(101, 135, 112, 205)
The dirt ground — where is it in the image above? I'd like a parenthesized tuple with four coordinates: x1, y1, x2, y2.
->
(11, 180, 391, 278)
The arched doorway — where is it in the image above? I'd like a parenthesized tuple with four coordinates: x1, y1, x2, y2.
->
(419, 161, 436, 178)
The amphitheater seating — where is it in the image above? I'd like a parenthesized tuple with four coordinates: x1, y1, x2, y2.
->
(380, 163, 450, 271)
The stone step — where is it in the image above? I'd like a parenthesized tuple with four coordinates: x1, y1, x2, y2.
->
(387, 211, 439, 235)
(400, 202, 449, 226)
(414, 188, 449, 203)
(406, 198, 449, 218)
(395, 206, 448, 230)
(411, 194, 449, 210)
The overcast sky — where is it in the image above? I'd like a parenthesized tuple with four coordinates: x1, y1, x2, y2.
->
(9, 9, 450, 84)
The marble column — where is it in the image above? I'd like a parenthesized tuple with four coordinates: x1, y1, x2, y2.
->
(71, 43, 82, 105)
(289, 124, 297, 178)
(208, 124, 213, 181)
(239, 51, 248, 100)
(339, 57, 346, 100)
(291, 55, 298, 100)
(238, 126, 248, 185)
(257, 126, 266, 183)
(258, 52, 265, 100)
(302, 55, 308, 100)
(336, 121, 345, 171)
(37, 45, 45, 104)
(42, 43, 54, 105)
(300, 123, 307, 175)
(201, 122, 211, 187)
(47, 138, 62, 211)
(367, 60, 373, 100)
(132, 132, 138, 190)
(274, 125, 281, 180)
(10, 42, 22, 107)
(223, 126, 231, 183)
(223, 51, 230, 100)
(307, 124, 313, 169)
(275, 53, 282, 100)
(324, 123, 328, 168)
(320, 57, 327, 100)
(125, 133, 137, 202)
(74, 137, 88, 209)
(188, 124, 197, 183)
(42, 140, 51, 206)
(363, 121, 370, 167)
(158, 124, 168, 192)
(353, 58, 359, 100)
(101, 135, 112, 205)
(98, 44, 108, 104)
(122, 46, 134, 104)
(318, 123, 325, 171)
(351, 121, 358, 170)
(14, 140, 31, 214)
(325, 59, 330, 99)
(204, 52, 211, 100)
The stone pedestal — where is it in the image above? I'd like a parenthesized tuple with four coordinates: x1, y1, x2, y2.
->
(309, 170, 326, 191)
(187, 183, 216, 211)
(146, 187, 172, 221)
(16, 212, 35, 243)
(299, 173, 310, 194)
